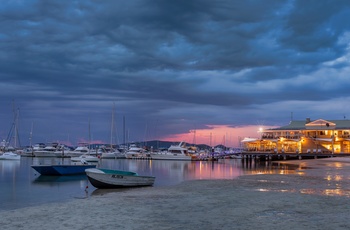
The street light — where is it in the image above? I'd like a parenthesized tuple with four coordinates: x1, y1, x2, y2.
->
(259, 127, 263, 139)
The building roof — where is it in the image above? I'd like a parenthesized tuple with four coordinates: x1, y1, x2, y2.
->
(268, 119, 350, 131)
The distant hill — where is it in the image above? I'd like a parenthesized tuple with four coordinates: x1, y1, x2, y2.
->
(89, 140, 230, 150)
(133, 140, 227, 150)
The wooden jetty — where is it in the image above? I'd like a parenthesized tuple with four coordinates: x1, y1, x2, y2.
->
(240, 151, 350, 161)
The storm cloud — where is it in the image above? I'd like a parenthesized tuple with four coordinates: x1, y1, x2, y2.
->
(1, 0, 350, 146)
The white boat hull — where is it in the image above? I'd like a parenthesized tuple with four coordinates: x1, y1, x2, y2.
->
(150, 142, 192, 161)
(71, 155, 99, 162)
(0, 152, 21, 160)
(33, 151, 57, 157)
(151, 153, 192, 161)
(85, 168, 155, 188)
(100, 153, 116, 159)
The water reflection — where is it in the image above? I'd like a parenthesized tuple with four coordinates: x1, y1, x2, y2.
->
(298, 188, 350, 197)
(2, 157, 350, 211)
(252, 159, 350, 198)
(91, 187, 143, 196)
(33, 175, 88, 184)
(185, 160, 241, 180)
(0, 160, 21, 174)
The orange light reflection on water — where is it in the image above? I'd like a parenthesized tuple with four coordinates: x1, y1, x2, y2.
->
(300, 188, 350, 197)
(325, 175, 343, 181)
(189, 161, 241, 180)
(334, 162, 343, 168)
(246, 164, 297, 176)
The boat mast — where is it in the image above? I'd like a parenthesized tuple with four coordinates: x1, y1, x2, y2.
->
(144, 122, 148, 147)
(88, 118, 91, 153)
(123, 115, 126, 148)
(29, 122, 33, 147)
(110, 102, 115, 148)
(6, 101, 21, 149)
(14, 108, 19, 148)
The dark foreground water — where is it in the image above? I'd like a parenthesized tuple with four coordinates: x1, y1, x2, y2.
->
(0, 157, 307, 211)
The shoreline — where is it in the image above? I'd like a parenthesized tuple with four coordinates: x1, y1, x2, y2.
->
(2, 158, 350, 229)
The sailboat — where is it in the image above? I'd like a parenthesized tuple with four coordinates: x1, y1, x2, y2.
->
(21, 122, 35, 157)
(0, 151, 20, 160)
(71, 119, 99, 162)
(1, 104, 21, 160)
(101, 102, 122, 159)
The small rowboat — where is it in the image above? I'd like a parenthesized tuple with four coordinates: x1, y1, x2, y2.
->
(85, 168, 155, 189)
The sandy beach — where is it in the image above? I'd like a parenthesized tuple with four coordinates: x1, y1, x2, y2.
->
(2, 157, 350, 230)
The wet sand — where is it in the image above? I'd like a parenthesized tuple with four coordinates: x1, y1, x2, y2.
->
(2, 157, 350, 230)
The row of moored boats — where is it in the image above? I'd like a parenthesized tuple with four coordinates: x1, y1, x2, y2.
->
(2, 141, 242, 189)
(0, 141, 243, 161)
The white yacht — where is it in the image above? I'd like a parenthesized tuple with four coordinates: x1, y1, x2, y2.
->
(0, 151, 21, 160)
(125, 144, 147, 159)
(65, 146, 90, 157)
(33, 143, 58, 157)
(54, 145, 72, 157)
(100, 148, 123, 159)
(151, 142, 192, 161)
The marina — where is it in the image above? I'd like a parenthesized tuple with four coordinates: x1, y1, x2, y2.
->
(0, 156, 302, 211)
(2, 156, 350, 229)
(2, 117, 350, 216)
(2, 0, 350, 228)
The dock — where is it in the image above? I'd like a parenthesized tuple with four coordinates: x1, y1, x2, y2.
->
(240, 151, 350, 161)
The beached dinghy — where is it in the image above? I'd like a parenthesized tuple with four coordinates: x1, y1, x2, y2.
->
(85, 168, 155, 189)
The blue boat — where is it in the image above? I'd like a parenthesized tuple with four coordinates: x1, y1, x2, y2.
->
(31, 164, 96, 176)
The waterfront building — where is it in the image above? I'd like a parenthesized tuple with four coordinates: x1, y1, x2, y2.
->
(242, 118, 350, 154)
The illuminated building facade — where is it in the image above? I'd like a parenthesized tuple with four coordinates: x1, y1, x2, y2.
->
(242, 118, 350, 154)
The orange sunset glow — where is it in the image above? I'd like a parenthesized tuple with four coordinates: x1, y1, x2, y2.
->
(161, 125, 278, 147)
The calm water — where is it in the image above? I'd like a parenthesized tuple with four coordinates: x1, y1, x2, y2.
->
(0, 157, 302, 211)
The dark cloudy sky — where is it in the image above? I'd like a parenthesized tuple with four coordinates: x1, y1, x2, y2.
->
(1, 0, 350, 147)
